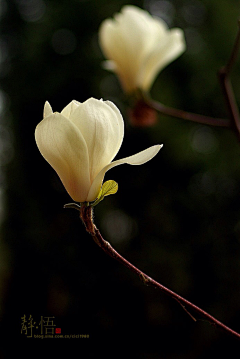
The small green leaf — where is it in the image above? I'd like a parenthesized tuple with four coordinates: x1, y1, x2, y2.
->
(92, 180, 118, 207)
(100, 180, 118, 197)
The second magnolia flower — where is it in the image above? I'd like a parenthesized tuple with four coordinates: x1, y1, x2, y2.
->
(99, 5, 186, 93)
(35, 98, 162, 203)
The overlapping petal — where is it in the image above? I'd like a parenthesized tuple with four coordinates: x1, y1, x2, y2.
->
(35, 111, 91, 202)
(87, 144, 162, 201)
(69, 98, 124, 182)
(61, 100, 80, 119)
(139, 29, 186, 91)
(43, 101, 53, 118)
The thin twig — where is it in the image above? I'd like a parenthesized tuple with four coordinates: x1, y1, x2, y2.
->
(77, 204, 240, 341)
(147, 99, 230, 127)
(222, 19, 240, 75)
(218, 20, 240, 139)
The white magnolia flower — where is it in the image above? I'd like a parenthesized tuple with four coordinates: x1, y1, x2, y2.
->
(99, 5, 186, 93)
(35, 98, 162, 203)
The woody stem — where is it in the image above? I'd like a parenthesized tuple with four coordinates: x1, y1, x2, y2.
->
(146, 98, 230, 127)
(79, 204, 240, 341)
(218, 19, 240, 139)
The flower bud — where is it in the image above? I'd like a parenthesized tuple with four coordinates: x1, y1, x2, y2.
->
(99, 5, 186, 94)
(35, 98, 162, 203)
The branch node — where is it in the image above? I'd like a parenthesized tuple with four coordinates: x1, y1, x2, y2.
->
(139, 273, 152, 286)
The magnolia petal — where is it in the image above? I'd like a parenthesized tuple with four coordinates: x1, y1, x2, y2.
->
(43, 101, 53, 118)
(140, 29, 186, 91)
(61, 100, 81, 119)
(114, 6, 153, 56)
(35, 112, 91, 202)
(99, 20, 135, 92)
(99, 8, 148, 93)
(87, 144, 163, 201)
(70, 98, 124, 182)
(102, 60, 117, 71)
(111, 144, 163, 166)
(99, 19, 126, 68)
(116, 6, 167, 57)
(99, 6, 152, 64)
(148, 16, 169, 43)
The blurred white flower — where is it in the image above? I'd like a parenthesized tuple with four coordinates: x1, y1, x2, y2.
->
(99, 5, 186, 93)
(35, 98, 162, 202)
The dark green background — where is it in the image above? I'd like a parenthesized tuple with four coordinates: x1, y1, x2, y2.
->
(1, 0, 240, 357)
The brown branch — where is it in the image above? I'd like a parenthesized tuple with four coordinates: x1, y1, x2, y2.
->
(146, 98, 230, 127)
(218, 19, 240, 139)
(77, 203, 240, 341)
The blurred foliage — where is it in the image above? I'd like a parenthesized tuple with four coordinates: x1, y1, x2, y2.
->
(0, 0, 240, 357)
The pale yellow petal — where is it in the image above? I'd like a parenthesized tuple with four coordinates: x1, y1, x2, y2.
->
(99, 19, 136, 92)
(87, 144, 163, 201)
(99, 6, 160, 92)
(61, 100, 81, 119)
(69, 98, 124, 183)
(43, 101, 53, 118)
(35, 112, 91, 202)
(139, 29, 186, 91)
